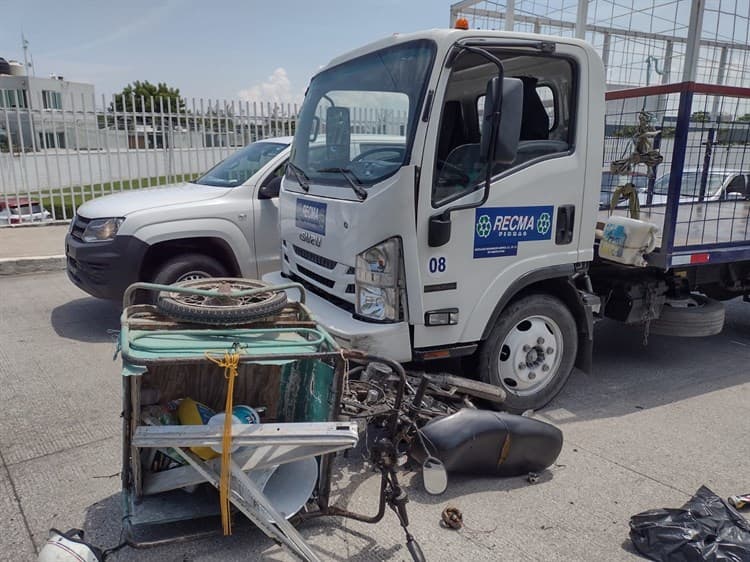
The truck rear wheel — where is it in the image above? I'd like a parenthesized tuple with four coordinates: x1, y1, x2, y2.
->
(479, 294, 578, 414)
(649, 294, 724, 337)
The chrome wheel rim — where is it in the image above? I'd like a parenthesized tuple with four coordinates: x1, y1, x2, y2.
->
(496, 314, 564, 396)
(175, 270, 212, 283)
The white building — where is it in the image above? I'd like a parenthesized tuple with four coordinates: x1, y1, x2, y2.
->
(0, 59, 97, 151)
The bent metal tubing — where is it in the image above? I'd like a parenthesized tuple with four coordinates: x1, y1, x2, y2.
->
(298, 350, 407, 525)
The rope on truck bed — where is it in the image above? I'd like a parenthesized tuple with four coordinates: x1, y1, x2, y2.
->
(609, 110, 664, 219)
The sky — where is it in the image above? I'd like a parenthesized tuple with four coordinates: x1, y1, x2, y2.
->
(0, 0, 456, 105)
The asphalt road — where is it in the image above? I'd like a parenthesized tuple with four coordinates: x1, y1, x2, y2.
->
(1, 271, 749, 561)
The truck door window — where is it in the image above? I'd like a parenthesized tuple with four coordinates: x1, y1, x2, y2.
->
(432, 54, 575, 207)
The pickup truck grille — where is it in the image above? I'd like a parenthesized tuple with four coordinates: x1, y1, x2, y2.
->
(70, 215, 89, 241)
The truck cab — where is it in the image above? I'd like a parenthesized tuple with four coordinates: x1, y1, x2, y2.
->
(267, 29, 606, 412)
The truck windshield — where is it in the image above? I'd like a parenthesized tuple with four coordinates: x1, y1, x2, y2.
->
(288, 39, 435, 188)
(194, 141, 287, 187)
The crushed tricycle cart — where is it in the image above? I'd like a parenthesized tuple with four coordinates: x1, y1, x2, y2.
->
(115, 279, 425, 561)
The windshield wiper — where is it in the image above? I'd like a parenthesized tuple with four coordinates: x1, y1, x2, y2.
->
(287, 162, 310, 191)
(316, 167, 367, 200)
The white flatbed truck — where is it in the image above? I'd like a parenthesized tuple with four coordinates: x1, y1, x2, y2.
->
(266, 28, 750, 412)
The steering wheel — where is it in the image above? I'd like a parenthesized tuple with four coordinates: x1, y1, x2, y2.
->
(436, 159, 471, 186)
(351, 147, 406, 164)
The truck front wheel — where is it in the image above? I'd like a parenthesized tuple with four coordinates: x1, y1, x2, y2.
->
(479, 294, 578, 414)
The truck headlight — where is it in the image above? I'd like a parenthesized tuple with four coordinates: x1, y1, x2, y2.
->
(82, 217, 124, 242)
(355, 237, 404, 322)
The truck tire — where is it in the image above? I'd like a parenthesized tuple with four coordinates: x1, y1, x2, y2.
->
(152, 253, 231, 286)
(135, 253, 232, 305)
(156, 278, 287, 325)
(649, 294, 724, 337)
(478, 294, 578, 414)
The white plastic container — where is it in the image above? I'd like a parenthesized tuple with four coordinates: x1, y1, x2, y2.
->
(599, 215, 660, 267)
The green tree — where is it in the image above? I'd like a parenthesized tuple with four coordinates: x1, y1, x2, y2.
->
(737, 113, 750, 122)
(110, 80, 185, 114)
(691, 111, 710, 123)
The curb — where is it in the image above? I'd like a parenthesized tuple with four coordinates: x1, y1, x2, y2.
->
(0, 255, 66, 276)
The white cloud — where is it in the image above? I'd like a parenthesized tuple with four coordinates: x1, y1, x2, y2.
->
(238, 68, 302, 109)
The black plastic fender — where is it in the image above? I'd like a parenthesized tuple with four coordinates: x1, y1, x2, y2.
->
(409, 408, 563, 477)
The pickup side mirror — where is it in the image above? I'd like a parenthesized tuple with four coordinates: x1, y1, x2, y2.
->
(725, 175, 748, 200)
(258, 175, 282, 199)
(479, 76, 523, 164)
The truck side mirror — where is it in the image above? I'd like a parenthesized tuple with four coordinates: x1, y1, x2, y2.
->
(326, 106, 351, 164)
(479, 76, 523, 165)
(259, 175, 282, 199)
(310, 116, 320, 142)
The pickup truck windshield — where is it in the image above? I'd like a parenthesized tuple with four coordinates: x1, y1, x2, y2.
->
(288, 39, 435, 188)
(195, 141, 287, 187)
(653, 171, 727, 198)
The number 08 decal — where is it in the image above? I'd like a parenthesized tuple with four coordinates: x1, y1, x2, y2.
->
(427, 255, 447, 278)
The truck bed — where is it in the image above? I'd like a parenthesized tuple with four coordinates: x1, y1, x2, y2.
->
(599, 199, 750, 250)
(598, 198, 750, 268)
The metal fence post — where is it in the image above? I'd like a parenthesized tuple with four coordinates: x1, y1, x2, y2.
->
(661, 86, 694, 262)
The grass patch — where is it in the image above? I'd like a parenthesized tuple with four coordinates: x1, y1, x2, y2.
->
(38, 174, 201, 219)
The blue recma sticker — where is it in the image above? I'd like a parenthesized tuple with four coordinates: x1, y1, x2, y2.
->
(474, 205, 554, 258)
(295, 199, 327, 235)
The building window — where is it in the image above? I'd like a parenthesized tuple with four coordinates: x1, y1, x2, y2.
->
(0, 89, 28, 109)
(42, 90, 63, 110)
(40, 131, 65, 149)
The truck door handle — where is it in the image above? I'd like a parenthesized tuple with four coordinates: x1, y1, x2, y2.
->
(555, 205, 575, 245)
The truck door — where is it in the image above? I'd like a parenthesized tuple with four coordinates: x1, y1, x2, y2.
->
(253, 161, 286, 277)
(413, 45, 591, 350)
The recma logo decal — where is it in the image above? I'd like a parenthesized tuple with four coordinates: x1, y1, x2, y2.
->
(295, 199, 327, 235)
(474, 205, 554, 258)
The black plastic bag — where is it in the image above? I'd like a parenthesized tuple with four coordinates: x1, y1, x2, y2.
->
(629, 486, 750, 561)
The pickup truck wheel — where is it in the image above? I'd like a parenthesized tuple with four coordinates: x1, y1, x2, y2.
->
(649, 294, 724, 337)
(479, 294, 577, 414)
(156, 278, 287, 325)
(152, 253, 230, 286)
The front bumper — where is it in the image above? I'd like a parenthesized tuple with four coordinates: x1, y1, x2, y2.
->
(65, 233, 149, 300)
(264, 271, 413, 362)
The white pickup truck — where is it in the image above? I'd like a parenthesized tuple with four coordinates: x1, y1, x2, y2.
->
(65, 138, 292, 299)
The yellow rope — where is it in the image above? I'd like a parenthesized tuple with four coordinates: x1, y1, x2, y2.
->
(610, 182, 641, 219)
(205, 350, 241, 536)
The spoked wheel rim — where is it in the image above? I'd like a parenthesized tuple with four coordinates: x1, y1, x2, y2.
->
(163, 278, 281, 310)
(156, 278, 288, 325)
(497, 314, 564, 396)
